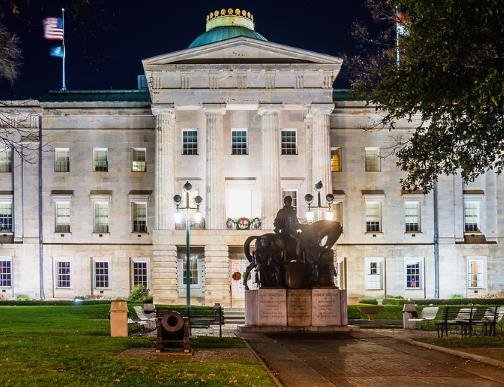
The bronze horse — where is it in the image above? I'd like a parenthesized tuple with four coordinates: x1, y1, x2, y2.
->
(243, 220, 343, 289)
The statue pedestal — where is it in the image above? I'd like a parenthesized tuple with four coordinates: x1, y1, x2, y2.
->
(240, 288, 357, 333)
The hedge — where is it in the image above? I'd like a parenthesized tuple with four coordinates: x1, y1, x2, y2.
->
(382, 298, 504, 306)
(0, 300, 112, 306)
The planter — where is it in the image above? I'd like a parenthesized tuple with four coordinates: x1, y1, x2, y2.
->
(357, 305, 384, 321)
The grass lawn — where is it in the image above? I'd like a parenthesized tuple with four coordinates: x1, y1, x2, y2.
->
(0, 304, 273, 386)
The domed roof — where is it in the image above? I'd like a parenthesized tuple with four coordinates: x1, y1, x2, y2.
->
(188, 8, 267, 49)
(189, 26, 267, 48)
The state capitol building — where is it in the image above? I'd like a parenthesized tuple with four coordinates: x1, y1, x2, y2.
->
(0, 9, 502, 305)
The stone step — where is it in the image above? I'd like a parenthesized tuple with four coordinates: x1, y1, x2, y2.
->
(223, 308, 245, 324)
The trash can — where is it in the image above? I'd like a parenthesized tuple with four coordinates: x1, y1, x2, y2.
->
(402, 302, 417, 329)
(110, 300, 128, 337)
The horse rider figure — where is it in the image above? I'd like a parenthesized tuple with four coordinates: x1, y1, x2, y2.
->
(273, 195, 300, 262)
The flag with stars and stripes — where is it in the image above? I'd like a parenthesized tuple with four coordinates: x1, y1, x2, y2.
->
(43, 17, 64, 40)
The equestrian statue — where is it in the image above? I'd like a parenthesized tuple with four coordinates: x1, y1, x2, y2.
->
(243, 195, 343, 290)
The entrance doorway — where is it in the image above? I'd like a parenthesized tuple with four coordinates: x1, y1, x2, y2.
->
(229, 251, 258, 308)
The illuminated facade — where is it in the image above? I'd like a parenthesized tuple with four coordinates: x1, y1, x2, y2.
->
(1, 9, 503, 304)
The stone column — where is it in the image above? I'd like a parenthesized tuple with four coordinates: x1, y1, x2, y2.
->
(151, 244, 179, 304)
(304, 113, 313, 199)
(485, 172, 497, 238)
(204, 245, 230, 306)
(260, 108, 281, 229)
(205, 108, 226, 229)
(311, 107, 333, 198)
(154, 109, 176, 230)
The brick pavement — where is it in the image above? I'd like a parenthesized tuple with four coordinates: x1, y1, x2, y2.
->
(243, 331, 504, 386)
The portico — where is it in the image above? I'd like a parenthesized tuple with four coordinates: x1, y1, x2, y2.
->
(143, 10, 342, 305)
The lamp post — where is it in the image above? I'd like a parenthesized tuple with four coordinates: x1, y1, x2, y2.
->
(304, 181, 334, 223)
(173, 181, 203, 313)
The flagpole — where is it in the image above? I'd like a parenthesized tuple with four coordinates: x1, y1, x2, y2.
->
(62, 8, 66, 91)
(395, 7, 400, 66)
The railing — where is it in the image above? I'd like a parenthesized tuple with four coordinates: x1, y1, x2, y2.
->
(175, 218, 206, 230)
(226, 217, 261, 230)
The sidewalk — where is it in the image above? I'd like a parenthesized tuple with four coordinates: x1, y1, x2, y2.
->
(374, 329, 504, 367)
(242, 330, 504, 386)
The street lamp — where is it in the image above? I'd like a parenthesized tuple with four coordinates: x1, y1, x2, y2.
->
(173, 181, 203, 313)
(304, 180, 334, 223)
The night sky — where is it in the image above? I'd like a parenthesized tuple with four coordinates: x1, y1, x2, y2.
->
(0, 1, 370, 99)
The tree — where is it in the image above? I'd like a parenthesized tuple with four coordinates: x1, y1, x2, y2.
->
(349, 0, 504, 191)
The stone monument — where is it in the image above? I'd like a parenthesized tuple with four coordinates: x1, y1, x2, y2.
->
(239, 197, 355, 332)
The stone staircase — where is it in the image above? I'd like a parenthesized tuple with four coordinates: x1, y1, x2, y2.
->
(224, 307, 245, 325)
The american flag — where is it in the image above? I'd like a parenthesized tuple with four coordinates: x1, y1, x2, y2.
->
(43, 17, 64, 40)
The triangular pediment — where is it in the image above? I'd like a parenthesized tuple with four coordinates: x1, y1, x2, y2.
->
(143, 37, 342, 66)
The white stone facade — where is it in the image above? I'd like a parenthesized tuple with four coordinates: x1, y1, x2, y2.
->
(0, 30, 503, 305)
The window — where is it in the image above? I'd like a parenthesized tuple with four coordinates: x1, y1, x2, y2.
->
(227, 189, 252, 219)
(177, 248, 205, 296)
(331, 147, 342, 172)
(182, 255, 199, 285)
(132, 202, 147, 233)
(93, 202, 109, 233)
(0, 259, 12, 287)
(131, 148, 146, 172)
(405, 259, 422, 289)
(93, 148, 108, 172)
(55, 201, 71, 233)
(405, 201, 420, 232)
(282, 190, 298, 214)
(0, 148, 12, 173)
(0, 201, 13, 232)
(94, 261, 109, 288)
(231, 129, 248, 155)
(365, 201, 381, 232)
(365, 147, 380, 172)
(132, 261, 148, 288)
(182, 130, 198, 155)
(56, 261, 71, 288)
(464, 200, 480, 232)
(281, 130, 297, 155)
(365, 258, 383, 290)
(327, 201, 344, 228)
(54, 148, 70, 172)
(467, 257, 485, 288)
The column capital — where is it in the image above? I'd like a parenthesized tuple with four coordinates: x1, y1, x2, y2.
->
(203, 104, 226, 115)
(151, 105, 175, 117)
(309, 104, 334, 116)
(258, 104, 281, 116)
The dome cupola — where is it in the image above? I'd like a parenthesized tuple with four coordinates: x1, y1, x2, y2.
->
(189, 8, 267, 48)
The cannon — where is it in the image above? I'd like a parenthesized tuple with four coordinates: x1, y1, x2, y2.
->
(155, 309, 190, 352)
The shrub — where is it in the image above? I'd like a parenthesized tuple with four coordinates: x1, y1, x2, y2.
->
(16, 294, 31, 301)
(128, 285, 150, 303)
(358, 298, 378, 305)
(450, 294, 463, 299)
(382, 298, 404, 305)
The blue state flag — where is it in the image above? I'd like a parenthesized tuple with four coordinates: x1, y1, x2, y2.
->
(50, 45, 64, 58)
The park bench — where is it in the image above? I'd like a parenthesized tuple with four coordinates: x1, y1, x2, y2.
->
(407, 306, 439, 328)
(436, 305, 501, 337)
